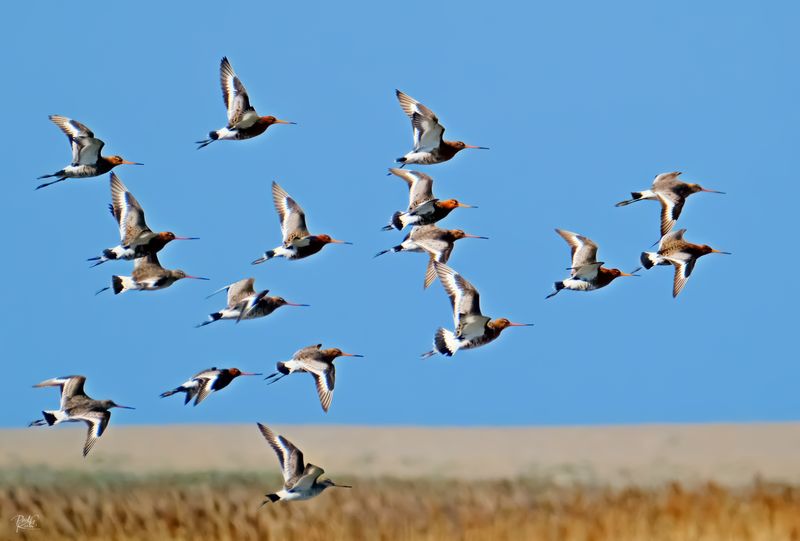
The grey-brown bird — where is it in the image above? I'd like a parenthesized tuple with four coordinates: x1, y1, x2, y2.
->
(615, 171, 725, 236)
(264, 344, 363, 412)
(88, 173, 198, 266)
(257, 423, 351, 504)
(375, 225, 488, 288)
(395, 90, 488, 166)
(197, 277, 308, 326)
(28, 375, 134, 457)
(96, 253, 208, 295)
(640, 228, 730, 297)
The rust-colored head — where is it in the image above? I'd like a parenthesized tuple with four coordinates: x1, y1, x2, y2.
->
(315, 234, 352, 245)
(259, 116, 296, 126)
(107, 156, 143, 166)
(157, 231, 199, 244)
(489, 318, 534, 332)
(227, 367, 261, 377)
(608, 268, 636, 279)
(321, 348, 363, 360)
(438, 199, 474, 210)
(449, 141, 489, 152)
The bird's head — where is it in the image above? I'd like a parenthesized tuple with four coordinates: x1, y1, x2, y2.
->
(450, 229, 489, 241)
(172, 270, 209, 281)
(489, 318, 534, 333)
(107, 156, 142, 166)
(438, 199, 474, 210)
(699, 245, 731, 256)
(260, 116, 296, 126)
(689, 183, 726, 195)
(322, 348, 364, 360)
(227, 368, 262, 378)
(450, 141, 489, 152)
(321, 478, 352, 490)
(272, 297, 310, 308)
(314, 234, 352, 245)
(102, 400, 135, 410)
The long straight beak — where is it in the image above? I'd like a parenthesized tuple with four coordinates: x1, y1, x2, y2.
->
(457, 203, 477, 208)
(329, 239, 353, 245)
(701, 188, 726, 194)
(710, 249, 732, 254)
(240, 372, 263, 376)
(464, 145, 489, 150)
(122, 160, 143, 165)
(185, 275, 210, 280)
(627, 267, 643, 276)
(115, 405, 135, 409)
(285, 302, 310, 307)
(508, 322, 534, 327)
(340, 353, 364, 358)
(619, 271, 639, 277)
(274, 119, 296, 125)
(174, 236, 200, 241)
(332, 483, 353, 488)
(463, 234, 489, 239)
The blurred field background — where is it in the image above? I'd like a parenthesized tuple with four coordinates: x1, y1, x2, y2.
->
(2, 423, 800, 540)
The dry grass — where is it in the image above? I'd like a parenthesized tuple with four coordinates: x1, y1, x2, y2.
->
(2, 472, 800, 541)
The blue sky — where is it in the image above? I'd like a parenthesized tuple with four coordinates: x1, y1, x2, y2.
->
(1, 2, 796, 427)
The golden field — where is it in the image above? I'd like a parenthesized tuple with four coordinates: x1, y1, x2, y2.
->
(2, 474, 800, 540)
(2, 423, 800, 540)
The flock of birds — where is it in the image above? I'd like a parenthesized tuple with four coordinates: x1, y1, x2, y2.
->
(27, 56, 728, 504)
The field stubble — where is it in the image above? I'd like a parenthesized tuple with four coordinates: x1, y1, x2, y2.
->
(1, 471, 800, 541)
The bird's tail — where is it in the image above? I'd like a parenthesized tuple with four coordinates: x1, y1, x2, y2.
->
(195, 131, 219, 150)
(373, 244, 402, 258)
(422, 328, 458, 358)
(615, 190, 656, 207)
(196, 312, 223, 328)
(545, 281, 565, 299)
(87, 248, 118, 267)
(111, 275, 133, 295)
(42, 410, 62, 426)
(261, 493, 280, 506)
(640, 251, 662, 270)
(159, 388, 180, 399)
(251, 250, 276, 265)
(34, 175, 67, 190)
(380, 211, 404, 231)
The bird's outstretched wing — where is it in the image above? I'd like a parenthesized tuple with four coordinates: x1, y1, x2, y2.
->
(257, 423, 306, 487)
(220, 57, 258, 129)
(272, 181, 309, 243)
(434, 262, 482, 329)
(74, 409, 110, 457)
(388, 168, 435, 210)
(49, 115, 105, 166)
(34, 375, 88, 410)
(396, 90, 444, 152)
(109, 173, 150, 244)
